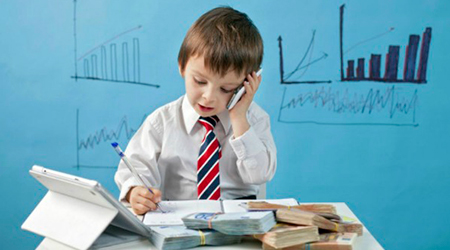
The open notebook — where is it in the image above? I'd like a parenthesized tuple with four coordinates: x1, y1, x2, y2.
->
(143, 198, 298, 226)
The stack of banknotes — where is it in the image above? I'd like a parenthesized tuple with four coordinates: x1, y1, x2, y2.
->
(147, 201, 362, 250)
(262, 232, 358, 250)
(149, 226, 242, 250)
(182, 211, 276, 235)
(276, 208, 363, 235)
(253, 223, 320, 249)
(246, 202, 337, 214)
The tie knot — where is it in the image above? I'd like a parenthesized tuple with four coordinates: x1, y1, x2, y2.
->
(199, 116, 219, 131)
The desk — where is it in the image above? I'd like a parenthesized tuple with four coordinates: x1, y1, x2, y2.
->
(38, 202, 383, 250)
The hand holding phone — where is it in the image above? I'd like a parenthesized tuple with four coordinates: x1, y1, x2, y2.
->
(227, 69, 263, 110)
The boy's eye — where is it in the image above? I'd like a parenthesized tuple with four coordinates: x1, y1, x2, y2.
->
(194, 78, 206, 85)
(221, 88, 233, 94)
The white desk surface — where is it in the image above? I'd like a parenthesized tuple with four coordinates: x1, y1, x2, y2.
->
(38, 202, 384, 250)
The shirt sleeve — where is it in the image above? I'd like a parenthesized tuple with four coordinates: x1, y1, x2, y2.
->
(114, 113, 163, 203)
(229, 109, 277, 185)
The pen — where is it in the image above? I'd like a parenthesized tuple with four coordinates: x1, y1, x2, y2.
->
(111, 142, 165, 213)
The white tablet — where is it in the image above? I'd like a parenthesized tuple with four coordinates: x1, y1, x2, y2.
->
(28, 165, 151, 238)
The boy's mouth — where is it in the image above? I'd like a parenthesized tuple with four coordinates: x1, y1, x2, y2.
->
(198, 104, 214, 112)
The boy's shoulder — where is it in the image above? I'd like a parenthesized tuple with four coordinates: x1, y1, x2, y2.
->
(247, 101, 270, 124)
(152, 96, 184, 116)
(145, 96, 184, 128)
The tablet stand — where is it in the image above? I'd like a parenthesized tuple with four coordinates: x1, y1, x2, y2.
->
(22, 191, 118, 250)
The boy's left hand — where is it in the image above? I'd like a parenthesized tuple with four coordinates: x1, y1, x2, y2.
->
(229, 71, 261, 137)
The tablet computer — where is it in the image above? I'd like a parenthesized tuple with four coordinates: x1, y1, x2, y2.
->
(28, 165, 151, 238)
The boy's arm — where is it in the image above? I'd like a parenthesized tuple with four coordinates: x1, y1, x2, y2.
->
(229, 107, 277, 185)
(228, 72, 276, 184)
(114, 114, 163, 203)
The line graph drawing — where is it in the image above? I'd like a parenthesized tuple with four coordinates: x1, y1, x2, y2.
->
(339, 4, 432, 83)
(278, 30, 332, 84)
(75, 109, 146, 169)
(71, 0, 159, 88)
(277, 86, 419, 126)
(344, 27, 395, 55)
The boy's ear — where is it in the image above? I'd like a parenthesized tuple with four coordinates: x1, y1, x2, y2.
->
(178, 64, 184, 78)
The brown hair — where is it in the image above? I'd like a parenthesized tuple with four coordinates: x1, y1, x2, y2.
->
(178, 6, 263, 77)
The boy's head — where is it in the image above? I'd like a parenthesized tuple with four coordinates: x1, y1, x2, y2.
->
(178, 6, 263, 117)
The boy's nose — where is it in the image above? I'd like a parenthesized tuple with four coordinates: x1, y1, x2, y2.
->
(202, 88, 216, 103)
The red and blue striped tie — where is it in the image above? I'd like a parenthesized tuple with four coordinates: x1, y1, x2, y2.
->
(197, 116, 221, 200)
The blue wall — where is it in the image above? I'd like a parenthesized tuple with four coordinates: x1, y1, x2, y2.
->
(1, 0, 449, 249)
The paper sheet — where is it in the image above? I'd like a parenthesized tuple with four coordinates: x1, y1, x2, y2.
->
(143, 200, 222, 226)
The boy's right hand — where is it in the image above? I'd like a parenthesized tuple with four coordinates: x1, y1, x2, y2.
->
(126, 186, 162, 215)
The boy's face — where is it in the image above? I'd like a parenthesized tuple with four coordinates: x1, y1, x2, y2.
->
(180, 55, 246, 117)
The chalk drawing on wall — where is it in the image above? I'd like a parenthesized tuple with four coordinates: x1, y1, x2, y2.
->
(70, 0, 160, 88)
(75, 109, 145, 169)
(276, 4, 432, 126)
(339, 4, 432, 83)
(278, 31, 332, 84)
(277, 85, 419, 126)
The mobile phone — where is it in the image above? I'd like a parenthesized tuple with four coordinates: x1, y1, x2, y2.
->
(227, 68, 263, 110)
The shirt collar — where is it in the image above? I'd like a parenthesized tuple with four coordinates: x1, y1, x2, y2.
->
(181, 95, 232, 134)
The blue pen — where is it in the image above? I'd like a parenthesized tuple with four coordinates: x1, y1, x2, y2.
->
(111, 142, 165, 213)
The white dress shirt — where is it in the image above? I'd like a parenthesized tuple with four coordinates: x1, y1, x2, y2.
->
(114, 95, 277, 201)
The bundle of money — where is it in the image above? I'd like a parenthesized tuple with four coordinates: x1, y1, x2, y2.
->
(149, 226, 242, 250)
(297, 204, 337, 214)
(262, 232, 358, 250)
(247, 202, 337, 214)
(276, 208, 338, 231)
(276, 209, 363, 236)
(335, 223, 363, 236)
(253, 223, 319, 249)
(182, 211, 276, 235)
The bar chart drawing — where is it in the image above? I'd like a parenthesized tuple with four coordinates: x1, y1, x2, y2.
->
(71, 0, 159, 88)
(278, 31, 332, 84)
(340, 4, 432, 84)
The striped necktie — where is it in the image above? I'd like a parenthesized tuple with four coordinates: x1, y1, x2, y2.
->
(197, 116, 221, 200)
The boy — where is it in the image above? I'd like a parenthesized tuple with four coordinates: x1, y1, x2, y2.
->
(115, 6, 276, 215)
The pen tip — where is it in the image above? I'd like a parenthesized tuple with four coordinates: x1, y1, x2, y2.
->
(111, 142, 119, 147)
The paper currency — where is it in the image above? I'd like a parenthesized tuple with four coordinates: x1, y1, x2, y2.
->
(335, 223, 363, 236)
(253, 223, 319, 249)
(262, 232, 358, 250)
(182, 211, 276, 235)
(276, 208, 338, 231)
(149, 226, 241, 250)
(276, 208, 363, 236)
(246, 202, 337, 214)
